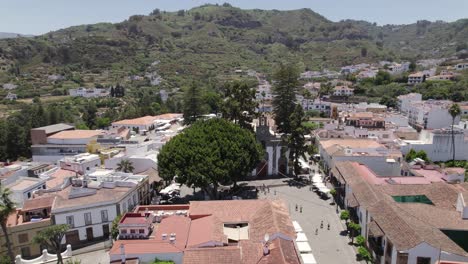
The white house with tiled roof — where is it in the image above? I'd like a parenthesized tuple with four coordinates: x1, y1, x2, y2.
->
(331, 162, 468, 264)
(109, 200, 301, 264)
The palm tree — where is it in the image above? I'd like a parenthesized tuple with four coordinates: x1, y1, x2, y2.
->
(0, 187, 16, 262)
(117, 159, 134, 173)
(448, 104, 461, 163)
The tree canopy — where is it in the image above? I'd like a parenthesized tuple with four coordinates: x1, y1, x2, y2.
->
(157, 118, 263, 199)
(273, 64, 299, 134)
(33, 224, 70, 264)
(0, 187, 16, 262)
(221, 81, 258, 130)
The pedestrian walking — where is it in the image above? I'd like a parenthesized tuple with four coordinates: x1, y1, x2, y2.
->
(320, 220, 323, 229)
(300, 206, 303, 213)
(295, 204, 298, 211)
(327, 223, 330, 230)
(315, 228, 318, 235)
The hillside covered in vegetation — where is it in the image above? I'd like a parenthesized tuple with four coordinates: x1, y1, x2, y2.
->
(0, 4, 467, 95)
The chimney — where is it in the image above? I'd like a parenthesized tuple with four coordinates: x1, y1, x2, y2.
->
(169, 233, 176, 244)
(120, 243, 126, 264)
(162, 233, 167, 240)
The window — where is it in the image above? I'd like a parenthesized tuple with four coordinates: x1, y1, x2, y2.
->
(121, 229, 127, 234)
(416, 257, 431, 264)
(386, 240, 393, 257)
(18, 233, 28, 243)
(84, 212, 92, 225)
(396, 253, 408, 264)
(66, 216, 74, 228)
(130, 229, 136, 234)
(27, 192, 31, 198)
(139, 229, 144, 234)
(101, 210, 108, 222)
(21, 247, 30, 257)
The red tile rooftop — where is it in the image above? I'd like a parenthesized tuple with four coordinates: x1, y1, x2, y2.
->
(119, 213, 148, 225)
(153, 215, 191, 250)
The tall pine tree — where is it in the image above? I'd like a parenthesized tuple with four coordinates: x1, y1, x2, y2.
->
(273, 64, 299, 134)
(288, 104, 308, 177)
(183, 82, 203, 125)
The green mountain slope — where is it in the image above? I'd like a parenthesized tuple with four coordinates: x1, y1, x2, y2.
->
(0, 4, 467, 93)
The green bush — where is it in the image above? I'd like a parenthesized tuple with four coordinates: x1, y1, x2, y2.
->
(355, 235, 366, 247)
(357, 246, 372, 263)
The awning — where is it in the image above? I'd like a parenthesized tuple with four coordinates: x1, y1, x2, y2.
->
(368, 220, 384, 237)
(301, 253, 317, 264)
(318, 187, 331, 194)
(293, 221, 303, 233)
(296, 232, 308, 242)
(297, 242, 312, 253)
(313, 182, 326, 188)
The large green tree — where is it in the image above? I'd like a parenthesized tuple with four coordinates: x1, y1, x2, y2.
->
(0, 187, 16, 262)
(288, 104, 308, 176)
(183, 82, 204, 125)
(449, 103, 461, 163)
(33, 224, 70, 264)
(157, 118, 263, 199)
(221, 81, 258, 130)
(272, 64, 299, 134)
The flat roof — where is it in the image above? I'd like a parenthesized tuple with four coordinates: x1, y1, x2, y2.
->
(48, 130, 103, 140)
(31, 123, 74, 134)
(6, 178, 43, 191)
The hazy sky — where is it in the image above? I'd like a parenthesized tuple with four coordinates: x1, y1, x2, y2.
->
(1, 0, 467, 35)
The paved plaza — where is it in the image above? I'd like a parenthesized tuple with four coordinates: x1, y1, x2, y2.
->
(257, 181, 362, 264)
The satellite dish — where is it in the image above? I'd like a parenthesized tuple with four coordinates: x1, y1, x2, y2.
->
(264, 233, 269, 242)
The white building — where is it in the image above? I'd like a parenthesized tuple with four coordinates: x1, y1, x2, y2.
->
(407, 73, 425, 85)
(32, 130, 104, 162)
(301, 99, 331, 115)
(59, 153, 101, 174)
(2, 83, 17, 90)
(319, 139, 402, 175)
(386, 62, 410, 75)
(333, 86, 354, 96)
(332, 162, 468, 264)
(4, 92, 17, 100)
(111, 114, 182, 133)
(407, 100, 460, 130)
(36, 169, 149, 247)
(398, 128, 468, 162)
(455, 62, 468, 71)
(69, 87, 110, 98)
(5, 177, 46, 208)
(397, 93, 423, 114)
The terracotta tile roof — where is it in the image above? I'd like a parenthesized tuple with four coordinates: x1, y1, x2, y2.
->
(153, 215, 190, 250)
(259, 238, 301, 264)
(110, 240, 183, 255)
(183, 246, 241, 264)
(22, 196, 55, 211)
(112, 116, 159, 126)
(120, 213, 148, 225)
(320, 138, 383, 151)
(112, 114, 182, 126)
(48, 130, 103, 139)
(186, 215, 226, 248)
